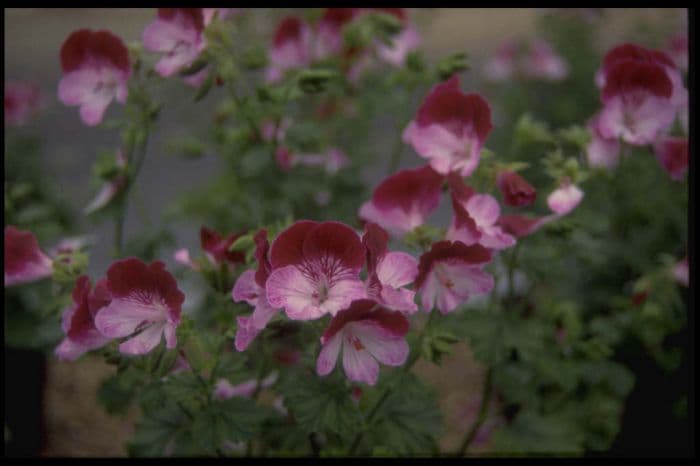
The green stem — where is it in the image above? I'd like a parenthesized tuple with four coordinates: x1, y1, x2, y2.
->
(456, 367, 493, 456)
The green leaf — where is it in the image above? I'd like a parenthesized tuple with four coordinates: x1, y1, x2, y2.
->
(97, 373, 138, 416)
(493, 408, 584, 455)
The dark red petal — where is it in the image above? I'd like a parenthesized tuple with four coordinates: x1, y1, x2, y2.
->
(321, 299, 377, 342)
(61, 29, 130, 73)
(67, 275, 95, 340)
(496, 215, 543, 238)
(60, 29, 92, 72)
(106, 258, 184, 316)
(415, 241, 492, 289)
(254, 229, 272, 287)
(88, 278, 112, 317)
(222, 231, 246, 265)
(373, 165, 445, 212)
(302, 222, 365, 272)
(269, 220, 318, 269)
(90, 30, 130, 72)
(447, 172, 475, 203)
(362, 223, 389, 273)
(450, 193, 479, 234)
(496, 170, 537, 207)
(200, 227, 222, 254)
(602, 61, 673, 100)
(4, 226, 47, 276)
(371, 307, 410, 336)
(602, 43, 675, 74)
(320, 8, 359, 28)
(274, 16, 306, 47)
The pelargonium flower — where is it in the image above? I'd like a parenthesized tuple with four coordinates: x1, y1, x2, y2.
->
(58, 29, 131, 126)
(5, 81, 42, 127)
(446, 175, 516, 251)
(596, 43, 687, 111)
(266, 16, 313, 83)
(672, 255, 688, 287)
(415, 241, 493, 314)
(232, 230, 281, 351)
(598, 60, 676, 146)
(200, 227, 246, 268)
(363, 223, 418, 313)
(4, 226, 53, 287)
(496, 170, 537, 207)
(586, 113, 620, 169)
(521, 39, 568, 81)
(496, 214, 556, 238)
(359, 165, 444, 237)
(55, 275, 112, 361)
(214, 372, 278, 400)
(483, 40, 518, 81)
(372, 9, 420, 67)
(403, 75, 493, 177)
(94, 258, 185, 355)
(316, 299, 409, 386)
(314, 8, 359, 60)
(546, 179, 584, 215)
(265, 221, 366, 321)
(142, 9, 208, 87)
(653, 136, 688, 181)
(84, 148, 128, 214)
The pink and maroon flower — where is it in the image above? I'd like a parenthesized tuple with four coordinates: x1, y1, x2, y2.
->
(653, 136, 688, 181)
(359, 165, 444, 237)
(265, 221, 366, 321)
(58, 29, 131, 126)
(84, 148, 128, 214)
(142, 9, 208, 87)
(5, 81, 42, 127)
(266, 16, 313, 83)
(231, 230, 281, 351)
(447, 175, 516, 251)
(200, 227, 246, 268)
(316, 299, 410, 386)
(496, 170, 537, 207)
(4, 226, 53, 287)
(314, 8, 359, 60)
(598, 60, 676, 146)
(94, 258, 185, 355)
(55, 275, 112, 361)
(586, 113, 620, 169)
(363, 223, 419, 313)
(521, 39, 568, 81)
(546, 179, 584, 216)
(415, 241, 494, 314)
(403, 76, 493, 176)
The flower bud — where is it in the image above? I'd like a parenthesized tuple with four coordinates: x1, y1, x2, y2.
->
(496, 170, 537, 207)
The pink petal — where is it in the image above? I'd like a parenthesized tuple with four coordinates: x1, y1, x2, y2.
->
(316, 331, 343, 376)
(379, 286, 418, 314)
(232, 269, 260, 306)
(4, 226, 53, 287)
(352, 321, 409, 366)
(547, 183, 584, 216)
(376, 251, 418, 288)
(342, 334, 380, 386)
(420, 262, 494, 314)
(403, 121, 481, 176)
(118, 322, 167, 355)
(234, 316, 262, 352)
(54, 337, 90, 361)
(265, 265, 324, 320)
(466, 194, 501, 227)
(322, 278, 368, 316)
(94, 297, 166, 338)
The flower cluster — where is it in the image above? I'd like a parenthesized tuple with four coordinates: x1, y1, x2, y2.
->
(483, 38, 569, 82)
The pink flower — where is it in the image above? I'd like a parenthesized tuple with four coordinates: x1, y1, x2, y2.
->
(261, 117, 292, 143)
(653, 136, 688, 181)
(447, 175, 516, 251)
(214, 372, 278, 400)
(84, 148, 128, 214)
(200, 227, 246, 268)
(266, 17, 313, 83)
(363, 223, 419, 314)
(173, 248, 199, 271)
(496, 170, 537, 207)
(5, 81, 42, 126)
(598, 60, 676, 146)
(586, 113, 620, 169)
(415, 241, 494, 314)
(403, 75, 493, 176)
(359, 165, 445, 237)
(58, 29, 131, 126)
(232, 230, 281, 351)
(294, 148, 349, 175)
(94, 258, 184, 355)
(666, 33, 688, 72)
(483, 40, 518, 81)
(546, 179, 584, 215)
(275, 146, 294, 171)
(265, 221, 366, 321)
(142, 8, 207, 85)
(202, 8, 241, 26)
(4, 226, 53, 287)
(316, 299, 410, 386)
(314, 8, 360, 60)
(376, 24, 421, 67)
(672, 255, 688, 287)
(54, 275, 112, 361)
(521, 39, 568, 81)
